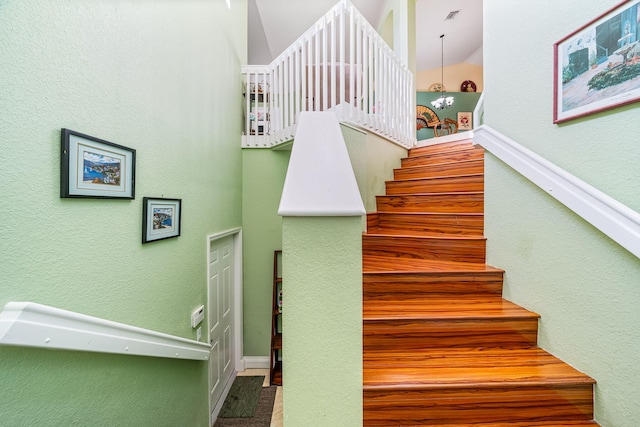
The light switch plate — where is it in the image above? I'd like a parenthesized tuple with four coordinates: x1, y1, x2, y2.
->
(191, 305, 204, 328)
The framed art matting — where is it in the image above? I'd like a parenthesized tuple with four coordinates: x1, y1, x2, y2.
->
(142, 197, 182, 243)
(554, 0, 640, 123)
(457, 112, 473, 131)
(60, 128, 135, 199)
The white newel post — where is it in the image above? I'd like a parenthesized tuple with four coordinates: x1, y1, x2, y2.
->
(278, 112, 364, 426)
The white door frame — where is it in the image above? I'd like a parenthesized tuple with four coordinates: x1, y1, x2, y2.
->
(207, 227, 244, 423)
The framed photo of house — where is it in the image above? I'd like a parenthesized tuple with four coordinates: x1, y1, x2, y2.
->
(61, 129, 135, 199)
(142, 197, 182, 243)
(457, 112, 472, 131)
(554, 0, 640, 123)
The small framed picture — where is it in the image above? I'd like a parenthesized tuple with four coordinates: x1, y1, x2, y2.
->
(142, 197, 182, 243)
(457, 112, 472, 131)
(61, 129, 135, 199)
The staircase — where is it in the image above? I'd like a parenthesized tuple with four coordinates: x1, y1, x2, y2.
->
(362, 140, 599, 426)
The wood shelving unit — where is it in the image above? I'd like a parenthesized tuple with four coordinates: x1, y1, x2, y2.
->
(270, 250, 283, 386)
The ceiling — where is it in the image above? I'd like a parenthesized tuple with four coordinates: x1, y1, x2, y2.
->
(247, 0, 483, 72)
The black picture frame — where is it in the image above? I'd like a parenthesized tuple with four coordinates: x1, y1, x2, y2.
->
(142, 197, 182, 244)
(60, 128, 136, 199)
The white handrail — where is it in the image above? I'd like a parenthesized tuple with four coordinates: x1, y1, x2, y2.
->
(242, 0, 415, 149)
(473, 91, 485, 129)
(474, 125, 640, 260)
(0, 302, 210, 360)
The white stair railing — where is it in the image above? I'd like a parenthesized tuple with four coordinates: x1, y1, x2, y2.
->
(242, 0, 415, 149)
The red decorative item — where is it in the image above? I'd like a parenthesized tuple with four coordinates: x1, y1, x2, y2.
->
(460, 80, 477, 92)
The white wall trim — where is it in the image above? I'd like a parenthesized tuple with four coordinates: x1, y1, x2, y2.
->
(0, 301, 210, 360)
(242, 356, 270, 369)
(474, 125, 640, 259)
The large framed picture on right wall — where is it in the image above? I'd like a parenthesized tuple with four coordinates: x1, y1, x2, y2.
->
(554, 0, 640, 123)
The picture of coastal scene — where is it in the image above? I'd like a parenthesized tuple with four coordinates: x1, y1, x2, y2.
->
(83, 151, 121, 186)
(152, 207, 174, 231)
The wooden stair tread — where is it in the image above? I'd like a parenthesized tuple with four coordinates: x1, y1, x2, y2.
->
(438, 423, 599, 427)
(388, 173, 484, 184)
(363, 296, 539, 320)
(372, 211, 483, 217)
(394, 159, 484, 180)
(365, 228, 483, 237)
(402, 148, 483, 168)
(375, 193, 484, 213)
(434, 422, 600, 427)
(379, 191, 483, 196)
(367, 211, 484, 236)
(364, 231, 486, 240)
(408, 140, 474, 156)
(364, 347, 595, 390)
(363, 256, 501, 273)
(398, 158, 482, 170)
(407, 142, 478, 159)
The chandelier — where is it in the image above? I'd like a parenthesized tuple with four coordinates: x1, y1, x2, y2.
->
(431, 34, 454, 110)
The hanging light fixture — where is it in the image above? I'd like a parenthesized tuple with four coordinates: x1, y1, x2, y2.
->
(431, 34, 454, 110)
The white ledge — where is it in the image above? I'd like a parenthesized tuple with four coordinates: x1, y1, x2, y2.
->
(0, 302, 210, 360)
(474, 125, 640, 259)
(279, 111, 366, 217)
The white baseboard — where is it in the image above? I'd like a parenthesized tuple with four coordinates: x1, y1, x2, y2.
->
(242, 356, 270, 369)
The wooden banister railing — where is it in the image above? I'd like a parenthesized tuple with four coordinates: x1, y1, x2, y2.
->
(242, 0, 415, 149)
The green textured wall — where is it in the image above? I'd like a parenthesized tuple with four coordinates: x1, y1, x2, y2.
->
(0, 0, 247, 425)
(241, 127, 405, 358)
(342, 126, 407, 213)
(282, 216, 363, 426)
(485, 1, 640, 425)
(241, 148, 291, 356)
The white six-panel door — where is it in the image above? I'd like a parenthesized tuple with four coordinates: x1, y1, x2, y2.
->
(209, 234, 234, 417)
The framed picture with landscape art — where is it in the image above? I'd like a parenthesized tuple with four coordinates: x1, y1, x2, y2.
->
(60, 129, 135, 198)
(554, 0, 640, 123)
(142, 197, 182, 243)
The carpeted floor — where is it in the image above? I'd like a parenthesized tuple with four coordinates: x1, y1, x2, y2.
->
(213, 377, 277, 427)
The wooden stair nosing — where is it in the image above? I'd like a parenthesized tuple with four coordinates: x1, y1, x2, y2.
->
(387, 172, 484, 185)
(407, 140, 475, 157)
(375, 195, 484, 213)
(364, 271, 504, 297)
(363, 385, 595, 425)
(363, 296, 541, 320)
(362, 257, 499, 273)
(364, 231, 486, 240)
(401, 148, 483, 168)
(412, 422, 600, 427)
(385, 175, 484, 195)
(368, 212, 484, 236)
(394, 159, 484, 180)
(368, 211, 484, 227)
(363, 234, 486, 264)
(363, 297, 541, 350)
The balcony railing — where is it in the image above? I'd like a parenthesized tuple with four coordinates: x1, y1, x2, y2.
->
(242, 0, 415, 149)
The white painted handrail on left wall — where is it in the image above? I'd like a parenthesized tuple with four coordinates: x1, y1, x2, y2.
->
(0, 302, 210, 360)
